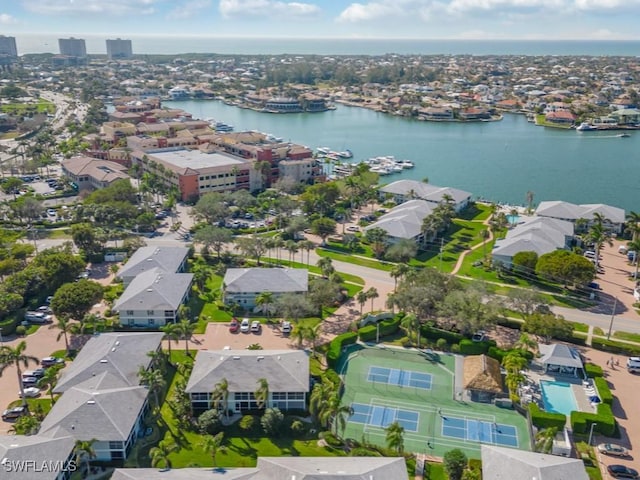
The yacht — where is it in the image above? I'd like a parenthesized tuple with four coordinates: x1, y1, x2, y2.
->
(576, 122, 597, 132)
(317, 147, 331, 155)
(336, 149, 353, 159)
(400, 160, 415, 169)
(618, 133, 630, 138)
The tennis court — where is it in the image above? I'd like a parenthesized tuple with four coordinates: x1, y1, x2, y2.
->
(350, 402, 420, 432)
(367, 366, 432, 390)
(442, 416, 519, 447)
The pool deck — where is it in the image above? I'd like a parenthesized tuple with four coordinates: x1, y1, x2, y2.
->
(522, 368, 597, 415)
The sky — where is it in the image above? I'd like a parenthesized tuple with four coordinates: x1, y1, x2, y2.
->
(1, 0, 639, 46)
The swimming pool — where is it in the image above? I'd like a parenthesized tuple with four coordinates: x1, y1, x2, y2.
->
(540, 380, 578, 416)
(506, 214, 520, 225)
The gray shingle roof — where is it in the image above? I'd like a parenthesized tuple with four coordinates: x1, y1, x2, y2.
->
(186, 350, 309, 394)
(379, 180, 471, 205)
(113, 267, 193, 312)
(0, 434, 75, 480)
(117, 246, 189, 281)
(492, 216, 573, 259)
(40, 375, 148, 442)
(538, 343, 584, 369)
(481, 444, 589, 480)
(536, 201, 625, 224)
(111, 457, 408, 479)
(54, 332, 163, 393)
(364, 199, 435, 240)
(223, 268, 308, 294)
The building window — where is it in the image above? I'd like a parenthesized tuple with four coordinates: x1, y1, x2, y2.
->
(148, 319, 155, 326)
(164, 310, 174, 317)
(126, 310, 134, 315)
(192, 393, 210, 401)
(147, 310, 154, 315)
(109, 441, 123, 450)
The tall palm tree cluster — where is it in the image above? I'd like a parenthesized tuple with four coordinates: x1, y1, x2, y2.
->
(310, 377, 351, 438)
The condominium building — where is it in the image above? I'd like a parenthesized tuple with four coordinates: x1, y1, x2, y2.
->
(106, 38, 133, 59)
(0, 35, 17, 57)
(58, 37, 86, 57)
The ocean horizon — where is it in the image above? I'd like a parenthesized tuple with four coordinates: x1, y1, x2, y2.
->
(12, 34, 640, 57)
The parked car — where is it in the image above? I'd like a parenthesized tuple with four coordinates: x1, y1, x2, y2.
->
(37, 305, 52, 314)
(46, 208, 56, 217)
(597, 443, 629, 457)
(346, 226, 360, 232)
(24, 311, 52, 324)
(229, 318, 239, 333)
(21, 377, 38, 387)
(41, 356, 65, 368)
(19, 387, 41, 398)
(250, 320, 261, 333)
(2, 406, 27, 421)
(471, 330, 487, 342)
(23, 368, 45, 379)
(240, 318, 250, 333)
(281, 321, 292, 335)
(607, 465, 639, 479)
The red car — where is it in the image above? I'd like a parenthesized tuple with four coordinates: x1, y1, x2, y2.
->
(229, 318, 239, 333)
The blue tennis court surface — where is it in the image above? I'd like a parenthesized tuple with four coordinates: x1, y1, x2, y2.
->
(350, 403, 420, 432)
(441, 416, 519, 447)
(367, 366, 432, 390)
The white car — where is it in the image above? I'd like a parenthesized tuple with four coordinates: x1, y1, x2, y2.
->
(250, 320, 261, 333)
(19, 387, 41, 398)
(281, 321, 292, 335)
(346, 226, 360, 232)
(240, 318, 250, 333)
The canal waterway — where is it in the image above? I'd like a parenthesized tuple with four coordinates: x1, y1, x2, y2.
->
(166, 99, 639, 211)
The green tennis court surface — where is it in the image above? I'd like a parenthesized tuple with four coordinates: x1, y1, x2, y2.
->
(338, 346, 531, 458)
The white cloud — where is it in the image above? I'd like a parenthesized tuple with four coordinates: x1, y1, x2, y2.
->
(336, 2, 400, 22)
(21, 0, 161, 16)
(219, 0, 321, 18)
(0, 14, 17, 24)
(169, 0, 212, 19)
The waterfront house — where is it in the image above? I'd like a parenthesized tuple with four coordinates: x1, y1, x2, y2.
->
(222, 268, 308, 309)
(610, 108, 640, 125)
(379, 179, 472, 212)
(185, 350, 309, 414)
(481, 444, 589, 480)
(111, 456, 409, 479)
(544, 110, 576, 125)
(535, 200, 625, 234)
(112, 267, 193, 328)
(492, 216, 574, 268)
(53, 332, 163, 393)
(116, 246, 189, 287)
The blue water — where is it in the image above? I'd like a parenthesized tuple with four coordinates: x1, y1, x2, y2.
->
(540, 380, 578, 416)
(506, 215, 521, 225)
(14, 35, 640, 56)
(166, 99, 640, 211)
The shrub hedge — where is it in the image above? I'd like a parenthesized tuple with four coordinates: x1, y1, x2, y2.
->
(594, 377, 613, 405)
(0, 315, 20, 336)
(421, 325, 464, 345)
(357, 324, 377, 342)
(458, 339, 496, 355)
(487, 346, 534, 363)
(584, 363, 604, 378)
(326, 332, 358, 368)
(571, 403, 616, 436)
(496, 317, 523, 330)
(592, 338, 640, 356)
(357, 315, 401, 342)
(529, 403, 566, 429)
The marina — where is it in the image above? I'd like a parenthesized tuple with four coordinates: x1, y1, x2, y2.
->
(167, 99, 639, 211)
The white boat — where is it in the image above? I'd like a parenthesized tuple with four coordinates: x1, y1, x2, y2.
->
(576, 122, 597, 132)
(317, 147, 331, 155)
(400, 160, 415, 169)
(211, 121, 234, 132)
(618, 133, 630, 138)
(391, 165, 404, 172)
(336, 149, 353, 159)
(370, 166, 391, 175)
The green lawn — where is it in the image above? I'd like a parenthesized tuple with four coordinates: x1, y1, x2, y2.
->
(316, 248, 394, 271)
(260, 257, 366, 285)
(0, 100, 55, 115)
(613, 330, 640, 343)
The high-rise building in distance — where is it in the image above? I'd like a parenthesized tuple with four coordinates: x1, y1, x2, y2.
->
(58, 37, 87, 57)
(0, 36, 17, 57)
(106, 38, 133, 59)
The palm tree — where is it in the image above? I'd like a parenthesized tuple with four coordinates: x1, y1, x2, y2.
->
(304, 324, 321, 358)
(401, 313, 422, 347)
(38, 366, 60, 404)
(200, 432, 226, 468)
(390, 263, 410, 292)
(627, 238, 640, 281)
(254, 378, 269, 410)
(626, 211, 640, 241)
(316, 257, 334, 277)
(291, 325, 307, 350)
(514, 332, 538, 354)
(310, 381, 335, 425)
(138, 366, 166, 410)
(284, 239, 299, 264)
(535, 427, 558, 454)
(73, 439, 97, 477)
(323, 395, 353, 437)
(255, 292, 274, 319)
(175, 318, 196, 356)
(366, 286, 379, 313)
(300, 240, 315, 266)
(385, 421, 405, 454)
(49, 316, 74, 354)
(587, 221, 612, 268)
(356, 290, 368, 316)
(161, 323, 180, 359)
(149, 433, 179, 470)
(211, 377, 230, 419)
(0, 341, 39, 408)
(479, 228, 491, 262)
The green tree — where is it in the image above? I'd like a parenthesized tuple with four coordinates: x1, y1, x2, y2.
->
(586, 221, 612, 268)
(512, 251, 538, 274)
(37, 364, 61, 404)
(385, 238, 417, 263)
(522, 313, 574, 343)
(211, 377, 230, 419)
(260, 407, 285, 437)
(9, 414, 41, 435)
(194, 226, 233, 259)
(366, 286, 379, 313)
(175, 318, 196, 356)
(0, 341, 39, 408)
(275, 293, 314, 323)
(234, 235, 267, 265)
(390, 263, 410, 292)
(73, 439, 97, 478)
(364, 227, 389, 259)
(443, 448, 468, 480)
(535, 250, 594, 287)
(535, 427, 558, 454)
(137, 366, 166, 410)
(192, 192, 230, 224)
(309, 278, 342, 319)
(506, 289, 547, 320)
(256, 292, 275, 318)
(49, 316, 74, 354)
(198, 409, 223, 435)
(200, 432, 226, 468)
(356, 290, 368, 316)
(50, 280, 103, 322)
(311, 217, 337, 246)
(438, 286, 501, 334)
(1, 177, 23, 199)
(385, 421, 405, 454)
(161, 323, 180, 358)
(401, 313, 422, 347)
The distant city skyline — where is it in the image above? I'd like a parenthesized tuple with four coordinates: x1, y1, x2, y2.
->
(1, 0, 639, 46)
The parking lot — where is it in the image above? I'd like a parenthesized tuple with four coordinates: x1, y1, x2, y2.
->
(192, 322, 297, 351)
